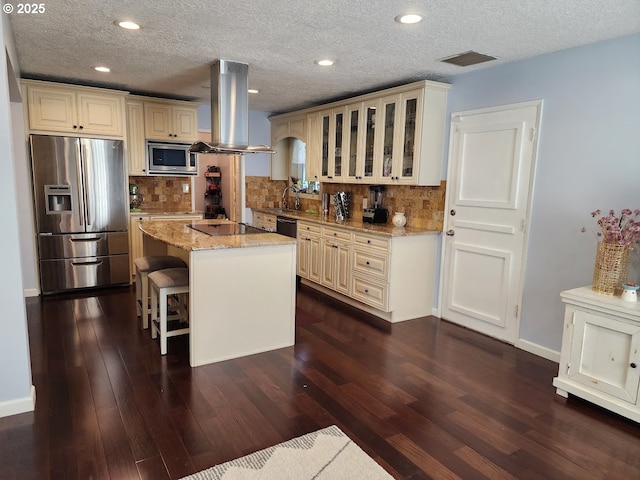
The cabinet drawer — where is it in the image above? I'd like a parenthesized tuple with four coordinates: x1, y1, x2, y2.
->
(353, 232, 389, 251)
(298, 221, 321, 236)
(323, 226, 352, 242)
(351, 275, 389, 311)
(352, 248, 388, 280)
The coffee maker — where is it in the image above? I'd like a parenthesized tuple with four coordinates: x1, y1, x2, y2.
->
(363, 185, 388, 224)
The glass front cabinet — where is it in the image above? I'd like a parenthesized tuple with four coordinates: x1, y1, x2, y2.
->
(274, 80, 450, 187)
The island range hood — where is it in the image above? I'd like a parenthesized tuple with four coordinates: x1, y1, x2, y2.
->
(190, 59, 274, 155)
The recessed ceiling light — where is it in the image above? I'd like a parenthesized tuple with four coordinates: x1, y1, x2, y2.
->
(248, 89, 259, 94)
(115, 20, 141, 30)
(94, 66, 110, 73)
(395, 13, 424, 24)
(316, 59, 334, 67)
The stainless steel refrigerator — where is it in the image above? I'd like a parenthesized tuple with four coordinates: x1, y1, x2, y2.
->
(30, 134, 130, 294)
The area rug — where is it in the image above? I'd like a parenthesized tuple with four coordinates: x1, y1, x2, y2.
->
(180, 425, 393, 480)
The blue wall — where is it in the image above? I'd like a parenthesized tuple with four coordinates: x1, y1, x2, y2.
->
(446, 34, 640, 352)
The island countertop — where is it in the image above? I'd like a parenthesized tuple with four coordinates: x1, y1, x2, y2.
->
(138, 218, 296, 252)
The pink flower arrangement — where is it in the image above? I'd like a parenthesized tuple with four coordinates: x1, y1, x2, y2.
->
(582, 209, 640, 246)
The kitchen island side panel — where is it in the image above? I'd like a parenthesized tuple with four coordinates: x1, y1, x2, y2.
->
(188, 243, 296, 367)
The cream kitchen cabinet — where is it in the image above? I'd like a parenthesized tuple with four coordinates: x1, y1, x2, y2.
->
(271, 115, 306, 144)
(295, 219, 437, 322)
(553, 287, 640, 423)
(297, 221, 322, 283)
(25, 81, 126, 137)
(320, 226, 351, 295)
(275, 80, 449, 186)
(144, 100, 198, 142)
(253, 212, 277, 232)
(129, 213, 203, 282)
(126, 99, 146, 175)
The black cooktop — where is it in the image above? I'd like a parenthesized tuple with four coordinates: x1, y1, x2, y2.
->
(187, 223, 268, 236)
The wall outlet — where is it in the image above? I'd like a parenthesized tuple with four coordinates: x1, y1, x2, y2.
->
(182, 183, 189, 193)
(363, 198, 368, 209)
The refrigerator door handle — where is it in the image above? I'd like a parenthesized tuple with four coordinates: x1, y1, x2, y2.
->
(71, 260, 104, 267)
(75, 142, 85, 227)
(69, 237, 101, 243)
(81, 143, 92, 227)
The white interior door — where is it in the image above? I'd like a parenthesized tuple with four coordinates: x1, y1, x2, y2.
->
(440, 101, 541, 343)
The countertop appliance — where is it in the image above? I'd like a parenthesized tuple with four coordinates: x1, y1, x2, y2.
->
(30, 134, 130, 294)
(147, 141, 198, 175)
(363, 185, 388, 224)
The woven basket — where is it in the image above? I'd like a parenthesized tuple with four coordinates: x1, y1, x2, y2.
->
(592, 241, 631, 295)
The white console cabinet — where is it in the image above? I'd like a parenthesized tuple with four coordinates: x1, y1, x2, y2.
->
(553, 286, 640, 423)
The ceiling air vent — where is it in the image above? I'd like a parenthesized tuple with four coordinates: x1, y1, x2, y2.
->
(439, 51, 497, 67)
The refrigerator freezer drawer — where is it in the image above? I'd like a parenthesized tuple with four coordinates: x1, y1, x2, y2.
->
(39, 254, 130, 294)
(38, 232, 129, 260)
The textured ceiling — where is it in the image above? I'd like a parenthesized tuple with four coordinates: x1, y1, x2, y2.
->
(8, 0, 640, 114)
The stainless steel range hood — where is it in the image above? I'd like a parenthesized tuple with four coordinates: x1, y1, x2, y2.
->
(190, 60, 273, 155)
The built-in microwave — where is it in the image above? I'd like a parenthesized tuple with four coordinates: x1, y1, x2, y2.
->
(146, 141, 198, 175)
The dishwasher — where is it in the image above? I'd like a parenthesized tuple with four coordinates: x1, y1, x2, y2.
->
(276, 216, 298, 238)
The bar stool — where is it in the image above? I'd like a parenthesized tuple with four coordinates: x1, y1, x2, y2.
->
(149, 267, 190, 355)
(134, 255, 187, 329)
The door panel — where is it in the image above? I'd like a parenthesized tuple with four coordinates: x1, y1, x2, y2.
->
(441, 102, 541, 343)
(39, 254, 130, 294)
(81, 138, 127, 232)
(30, 135, 84, 234)
(569, 309, 640, 403)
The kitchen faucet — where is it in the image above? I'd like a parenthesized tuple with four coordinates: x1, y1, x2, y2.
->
(281, 184, 300, 210)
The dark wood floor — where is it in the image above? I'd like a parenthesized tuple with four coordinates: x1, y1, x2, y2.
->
(1, 286, 639, 480)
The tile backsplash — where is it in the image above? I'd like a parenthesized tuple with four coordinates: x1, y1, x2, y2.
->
(129, 176, 192, 212)
(246, 176, 446, 230)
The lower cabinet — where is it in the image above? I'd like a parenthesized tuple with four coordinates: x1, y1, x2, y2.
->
(129, 213, 203, 282)
(253, 212, 277, 232)
(297, 222, 321, 283)
(297, 220, 436, 322)
(553, 287, 640, 423)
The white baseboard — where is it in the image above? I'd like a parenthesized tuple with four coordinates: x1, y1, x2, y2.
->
(432, 307, 439, 317)
(517, 339, 560, 363)
(24, 288, 40, 298)
(0, 385, 35, 418)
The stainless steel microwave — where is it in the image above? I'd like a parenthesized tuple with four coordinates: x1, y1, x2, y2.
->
(146, 141, 198, 175)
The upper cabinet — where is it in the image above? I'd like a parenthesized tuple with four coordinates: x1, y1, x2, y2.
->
(143, 100, 198, 142)
(24, 81, 126, 137)
(270, 80, 450, 186)
(126, 99, 146, 175)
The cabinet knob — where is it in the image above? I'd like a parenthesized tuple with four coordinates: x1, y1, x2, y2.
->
(366, 261, 370, 265)
(364, 289, 369, 293)
(79, 125, 84, 130)
(631, 363, 637, 369)
(73, 125, 78, 129)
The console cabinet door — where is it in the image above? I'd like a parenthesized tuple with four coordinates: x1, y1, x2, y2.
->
(568, 308, 640, 403)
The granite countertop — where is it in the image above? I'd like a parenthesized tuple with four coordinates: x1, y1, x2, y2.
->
(252, 208, 440, 237)
(130, 209, 204, 216)
(139, 219, 296, 252)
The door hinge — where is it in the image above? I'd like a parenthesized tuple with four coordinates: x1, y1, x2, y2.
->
(566, 363, 571, 374)
(515, 305, 519, 318)
(520, 219, 526, 233)
(571, 312, 576, 325)
(530, 127, 537, 142)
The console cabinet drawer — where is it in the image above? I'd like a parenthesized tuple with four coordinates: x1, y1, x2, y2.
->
(323, 226, 352, 242)
(351, 275, 389, 311)
(352, 248, 388, 280)
(353, 232, 389, 251)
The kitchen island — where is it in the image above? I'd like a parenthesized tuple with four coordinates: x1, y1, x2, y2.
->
(139, 219, 297, 367)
